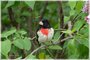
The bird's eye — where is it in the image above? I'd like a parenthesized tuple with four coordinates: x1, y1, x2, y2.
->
(39, 21, 43, 25)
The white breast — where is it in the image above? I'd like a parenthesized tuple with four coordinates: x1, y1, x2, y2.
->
(37, 28, 54, 43)
(37, 30, 47, 43)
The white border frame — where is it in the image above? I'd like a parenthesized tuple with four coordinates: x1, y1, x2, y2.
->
(0, 0, 89, 60)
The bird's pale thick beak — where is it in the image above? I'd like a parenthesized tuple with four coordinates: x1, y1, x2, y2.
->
(39, 21, 43, 25)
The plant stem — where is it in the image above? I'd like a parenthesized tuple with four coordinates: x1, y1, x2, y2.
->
(46, 48, 53, 58)
(28, 36, 73, 57)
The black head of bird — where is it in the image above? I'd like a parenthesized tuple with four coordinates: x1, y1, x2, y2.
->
(39, 19, 51, 28)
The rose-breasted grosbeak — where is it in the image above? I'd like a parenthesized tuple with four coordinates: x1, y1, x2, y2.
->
(37, 19, 54, 45)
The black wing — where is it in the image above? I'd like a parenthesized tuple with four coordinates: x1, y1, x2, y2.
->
(36, 25, 42, 46)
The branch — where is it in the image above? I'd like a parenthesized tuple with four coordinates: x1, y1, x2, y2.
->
(39, 1, 48, 20)
(68, 21, 72, 30)
(53, 36, 73, 44)
(8, 7, 18, 59)
(30, 45, 45, 55)
(72, 11, 82, 23)
(60, 36, 73, 42)
(68, 21, 73, 37)
(58, 1, 64, 29)
(8, 7, 18, 28)
(28, 8, 34, 37)
(58, 1, 65, 42)
(54, 29, 66, 31)
(29, 36, 73, 56)
(31, 36, 36, 40)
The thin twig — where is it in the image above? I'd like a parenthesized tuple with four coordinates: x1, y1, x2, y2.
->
(60, 36, 73, 42)
(8, 7, 18, 28)
(30, 45, 45, 55)
(46, 48, 53, 58)
(29, 36, 73, 56)
(68, 21, 73, 37)
(52, 33, 64, 44)
(72, 11, 82, 23)
(31, 36, 36, 40)
(39, 1, 48, 20)
(68, 21, 72, 30)
(54, 29, 66, 31)
(58, 1, 64, 29)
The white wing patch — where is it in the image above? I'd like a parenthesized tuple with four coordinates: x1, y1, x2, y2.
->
(37, 30, 47, 43)
(48, 28, 54, 40)
(37, 28, 54, 43)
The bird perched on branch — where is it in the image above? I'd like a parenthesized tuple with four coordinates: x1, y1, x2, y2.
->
(37, 19, 54, 45)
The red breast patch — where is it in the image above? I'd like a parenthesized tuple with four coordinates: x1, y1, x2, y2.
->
(40, 28, 49, 36)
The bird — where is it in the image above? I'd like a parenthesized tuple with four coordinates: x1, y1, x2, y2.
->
(36, 19, 54, 45)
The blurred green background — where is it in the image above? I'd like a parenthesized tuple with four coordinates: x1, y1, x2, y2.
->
(1, 1, 89, 59)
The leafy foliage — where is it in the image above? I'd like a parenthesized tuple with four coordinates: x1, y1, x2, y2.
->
(25, 1, 35, 10)
(13, 37, 31, 50)
(48, 45, 62, 50)
(25, 54, 36, 59)
(1, 39, 11, 58)
(72, 20, 85, 32)
(1, 1, 88, 59)
(5, 1, 15, 8)
(2, 28, 16, 38)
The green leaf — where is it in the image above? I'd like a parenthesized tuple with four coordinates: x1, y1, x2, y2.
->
(25, 54, 36, 59)
(47, 2, 58, 12)
(1, 39, 11, 58)
(53, 31, 60, 40)
(1, 28, 16, 38)
(46, 55, 52, 59)
(72, 20, 85, 32)
(61, 30, 72, 34)
(63, 6, 71, 16)
(48, 45, 62, 50)
(13, 39, 23, 49)
(15, 56, 22, 59)
(68, 1, 76, 10)
(67, 39, 79, 58)
(38, 52, 45, 59)
(70, 10, 75, 16)
(64, 16, 70, 23)
(75, 1, 84, 13)
(17, 30, 27, 35)
(25, 1, 35, 10)
(79, 24, 89, 37)
(75, 34, 89, 48)
(21, 11, 30, 16)
(80, 38, 89, 48)
(68, 39, 75, 48)
(5, 1, 15, 8)
(77, 44, 89, 58)
(13, 38, 31, 50)
(63, 40, 68, 49)
(23, 38, 31, 50)
(52, 31, 60, 42)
